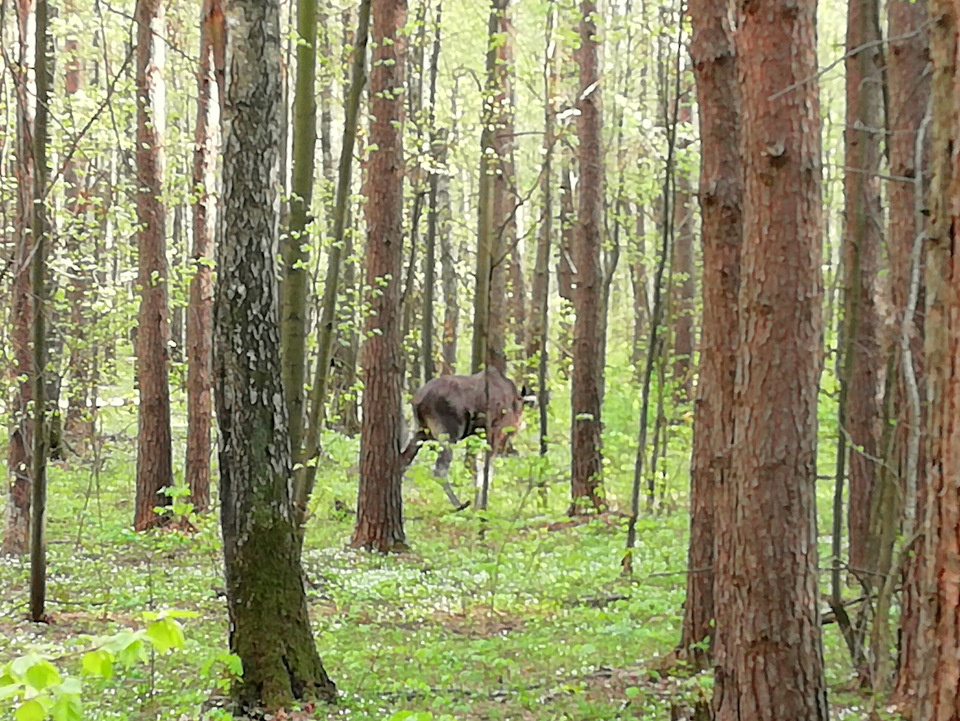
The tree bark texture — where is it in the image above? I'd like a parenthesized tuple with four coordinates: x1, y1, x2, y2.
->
(712, 1, 828, 719)
(569, 0, 605, 514)
(670, 160, 696, 403)
(843, 0, 884, 576)
(916, 3, 960, 717)
(134, 0, 174, 531)
(680, 0, 741, 670)
(888, 0, 931, 708)
(3, 0, 37, 555)
(187, 0, 223, 514)
(351, 0, 408, 553)
(215, 0, 336, 708)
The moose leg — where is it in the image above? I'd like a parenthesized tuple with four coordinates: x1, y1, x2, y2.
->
(401, 429, 429, 469)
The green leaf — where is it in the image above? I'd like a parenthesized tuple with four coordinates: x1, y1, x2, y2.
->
(81, 650, 113, 679)
(115, 639, 146, 668)
(25, 661, 61, 691)
(51, 691, 82, 721)
(624, 686, 641, 699)
(15, 699, 47, 721)
(145, 617, 185, 654)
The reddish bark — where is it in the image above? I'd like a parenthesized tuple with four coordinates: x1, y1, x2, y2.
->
(186, 0, 223, 515)
(134, 0, 174, 531)
(670, 165, 696, 402)
(915, 3, 960, 717)
(712, 1, 827, 718)
(888, 0, 931, 709)
(679, 0, 741, 670)
(3, 0, 37, 555)
(569, 0, 605, 514)
(843, 0, 884, 576)
(351, 0, 408, 553)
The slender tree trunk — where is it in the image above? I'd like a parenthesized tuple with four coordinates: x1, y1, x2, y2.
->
(556, 158, 574, 381)
(294, 0, 371, 525)
(915, 3, 960, 716)
(679, 0, 741, 670)
(216, 0, 336, 708)
(889, 0, 931, 708)
(438, 141, 457, 376)
(134, 0, 174, 531)
(842, 0, 884, 579)
(29, 0, 50, 620)
(569, 0, 605, 515)
(186, 0, 223, 514)
(670, 128, 696, 403)
(281, 0, 319, 463)
(351, 0, 408, 553)
(3, 0, 37, 555)
(712, 1, 828, 718)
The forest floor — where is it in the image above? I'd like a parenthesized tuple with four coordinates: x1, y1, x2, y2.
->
(0, 390, 881, 720)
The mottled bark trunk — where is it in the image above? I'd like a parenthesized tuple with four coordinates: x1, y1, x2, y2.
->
(216, 0, 336, 708)
(889, 0, 930, 708)
(3, 0, 36, 555)
(680, 0, 741, 671)
(569, 0, 604, 514)
(843, 0, 884, 578)
(186, 0, 222, 515)
(438, 147, 457, 376)
(915, 3, 960, 717)
(556, 159, 574, 381)
(712, 1, 828, 719)
(134, 0, 173, 531)
(351, 0, 407, 553)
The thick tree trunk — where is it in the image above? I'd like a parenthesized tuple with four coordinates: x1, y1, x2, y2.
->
(438, 146, 458, 376)
(216, 0, 336, 709)
(134, 0, 174, 531)
(679, 0, 741, 671)
(569, 0, 605, 514)
(888, 0, 931, 708)
(186, 0, 222, 515)
(351, 0, 408, 553)
(712, 1, 828, 718)
(842, 0, 884, 578)
(915, 3, 960, 716)
(3, 0, 37, 555)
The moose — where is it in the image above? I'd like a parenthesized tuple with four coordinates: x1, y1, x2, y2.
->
(400, 366, 535, 507)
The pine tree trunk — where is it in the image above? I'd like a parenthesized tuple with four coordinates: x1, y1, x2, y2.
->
(915, 2, 960, 715)
(842, 0, 884, 578)
(134, 0, 174, 531)
(351, 0, 408, 553)
(569, 0, 605, 515)
(186, 0, 222, 515)
(680, 0, 741, 670)
(712, 1, 828, 717)
(3, 0, 37, 555)
(216, 0, 336, 708)
(888, 0, 930, 707)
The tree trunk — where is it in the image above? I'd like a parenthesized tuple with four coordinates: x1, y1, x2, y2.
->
(712, 1, 828, 718)
(3, 0, 37, 555)
(842, 0, 884, 579)
(30, 0, 51, 620)
(351, 0, 408, 553)
(915, 2, 960, 716)
(569, 0, 605, 515)
(888, 0, 931, 708)
(281, 0, 319, 463)
(134, 0, 174, 531)
(679, 0, 741, 671)
(186, 0, 222, 515)
(670, 147, 696, 403)
(438, 140, 458, 376)
(216, 0, 336, 709)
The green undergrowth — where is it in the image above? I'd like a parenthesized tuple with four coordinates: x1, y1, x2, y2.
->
(0, 356, 869, 719)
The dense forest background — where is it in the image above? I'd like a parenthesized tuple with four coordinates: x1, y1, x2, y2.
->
(2, 0, 959, 718)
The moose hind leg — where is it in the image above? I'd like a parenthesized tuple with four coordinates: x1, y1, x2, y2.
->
(433, 445, 454, 478)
